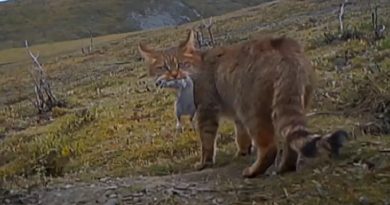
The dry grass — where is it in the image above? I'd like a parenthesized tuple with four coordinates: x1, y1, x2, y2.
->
(0, 32, 131, 65)
(0, 0, 390, 203)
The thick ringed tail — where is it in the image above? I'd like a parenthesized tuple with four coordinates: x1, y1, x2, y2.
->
(271, 41, 349, 162)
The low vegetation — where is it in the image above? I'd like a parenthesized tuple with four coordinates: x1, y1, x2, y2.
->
(0, 0, 389, 204)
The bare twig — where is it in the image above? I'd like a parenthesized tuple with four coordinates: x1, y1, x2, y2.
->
(202, 16, 213, 29)
(339, 0, 348, 34)
(283, 188, 289, 198)
(379, 148, 390, 153)
(196, 17, 216, 49)
(25, 40, 61, 114)
(338, 2, 346, 33)
(202, 17, 215, 46)
(172, 184, 269, 195)
(88, 29, 93, 53)
(306, 111, 345, 117)
(194, 30, 203, 48)
(81, 29, 94, 55)
(371, 5, 386, 40)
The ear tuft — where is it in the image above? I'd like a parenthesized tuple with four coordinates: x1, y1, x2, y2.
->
(180, 29, 197, 57)
(138, 42, 157, 64)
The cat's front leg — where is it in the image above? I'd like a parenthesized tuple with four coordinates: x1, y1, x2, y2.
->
(194, 106, 219, 170)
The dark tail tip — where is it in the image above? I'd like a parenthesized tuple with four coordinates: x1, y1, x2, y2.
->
(301, 136, 321, 158)
(300, 129, 349, 158)
(326, 129, 349, 158)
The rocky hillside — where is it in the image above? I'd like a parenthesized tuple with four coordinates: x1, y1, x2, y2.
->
(0, 0, 271, 50)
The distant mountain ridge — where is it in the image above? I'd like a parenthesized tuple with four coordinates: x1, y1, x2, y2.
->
(0, 0, 271, 50)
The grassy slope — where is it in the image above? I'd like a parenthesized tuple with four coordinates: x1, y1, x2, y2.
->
(0, 0, 390, 204)
(0, 0, 270, 50)
(0, 32, 132, 65)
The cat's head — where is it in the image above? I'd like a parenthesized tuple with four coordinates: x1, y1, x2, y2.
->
(138, 29, 202, 86)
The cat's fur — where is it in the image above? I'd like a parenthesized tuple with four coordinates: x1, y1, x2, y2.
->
(138, 30, 348, 178)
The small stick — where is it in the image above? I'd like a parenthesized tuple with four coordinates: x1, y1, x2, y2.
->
(338, 1, 346, 33)
(379, 149, 390, 153)
(306, 111, 345, 117)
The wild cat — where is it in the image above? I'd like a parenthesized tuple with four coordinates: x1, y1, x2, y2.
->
(157, 75, 197, 135)
(138, 30, 348, 178)
(158, 75, 255, 151)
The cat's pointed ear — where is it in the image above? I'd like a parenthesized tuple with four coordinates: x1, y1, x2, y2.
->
(179, 29, 197, 58)
(138, 42, 157, 64)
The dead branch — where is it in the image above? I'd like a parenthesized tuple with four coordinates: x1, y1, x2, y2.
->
(194, 30, 203, 49)
(323, 0, 368, 44)
(338, 0, 353, 33)
(371, 5, 386, 40)
(88, 29, 93, 53)
(306, 111, 345, 117)
(338, 1, 346, 33)
(203, 16, 215, 46)
(25, 40, 62, 114)
(172, 184, 270, 196)
(80, 29, 94, 55)
(379, 148, 390, 153)
(195, 17, 216, 49)
(202, 16, 213, 29)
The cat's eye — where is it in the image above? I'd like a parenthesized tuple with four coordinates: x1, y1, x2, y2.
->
(178, 62, 191, 69)
(156, 65, 168, 71)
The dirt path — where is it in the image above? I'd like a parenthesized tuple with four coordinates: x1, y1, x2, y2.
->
(2, 159, 277, 205)
(3, 144, 390, 205)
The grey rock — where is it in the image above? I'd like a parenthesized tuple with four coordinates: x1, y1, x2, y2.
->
(104, 198, 119, 205)
(359, 196, 369, 205)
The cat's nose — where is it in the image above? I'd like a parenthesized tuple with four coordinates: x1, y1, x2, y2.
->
(171, 71, 178, 78)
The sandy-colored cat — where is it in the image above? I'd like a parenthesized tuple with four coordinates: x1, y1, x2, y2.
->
(138, 30, 348, 178)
